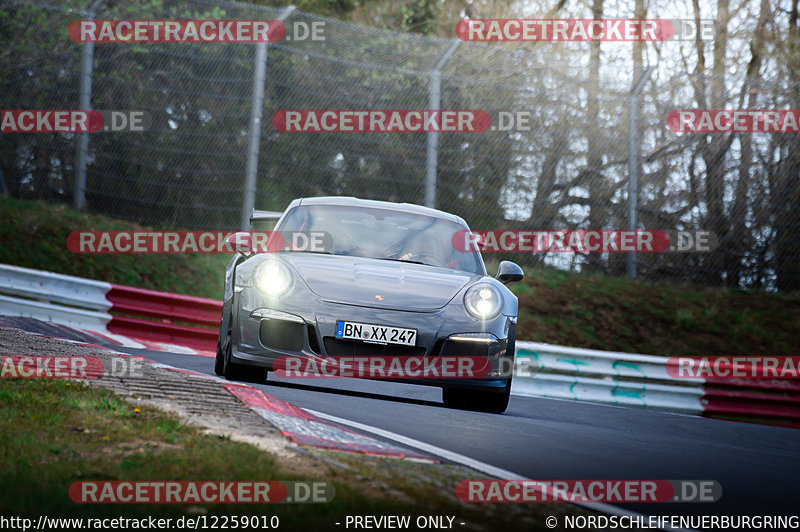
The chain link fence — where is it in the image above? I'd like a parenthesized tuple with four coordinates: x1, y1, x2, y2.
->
(1, 0, 799, 291)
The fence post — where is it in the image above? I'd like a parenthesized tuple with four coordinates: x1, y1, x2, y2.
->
(73, 0, 105, 211)
(626, 66, 655, 279)
(242, 5, 296, 230)
(425, 40, 460, 209)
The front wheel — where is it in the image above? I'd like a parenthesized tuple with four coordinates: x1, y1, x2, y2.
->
(215, 305, 268, 382)
(443, 324, 515, 413)
(214, 333, 225, 376)
(219, 329, 267, 383)
(443, 378, 512, 413)
(214, 308, 231, 376)
(221, 331, 244, 380)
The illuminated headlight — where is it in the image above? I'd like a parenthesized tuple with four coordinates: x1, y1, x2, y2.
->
(464, 283, 503, 320)
(253, 259, 293, 297)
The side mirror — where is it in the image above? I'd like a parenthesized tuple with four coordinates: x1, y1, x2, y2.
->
(496, 261, 524, 284)
(226, 232, 253, 255)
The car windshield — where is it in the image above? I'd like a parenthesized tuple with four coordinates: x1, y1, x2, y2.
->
(275, 204, 484, 275)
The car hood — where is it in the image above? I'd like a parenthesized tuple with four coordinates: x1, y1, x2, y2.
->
(282, 253, 478, 311)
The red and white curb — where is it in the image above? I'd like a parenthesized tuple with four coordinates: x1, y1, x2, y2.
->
(0, 318, 433, 461)
(0, 315, 214, 357)
(223, 383, 432, 460)
(0, 264, 219, 354)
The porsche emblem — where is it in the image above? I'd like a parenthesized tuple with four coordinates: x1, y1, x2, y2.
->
(375, 295, 384, 301)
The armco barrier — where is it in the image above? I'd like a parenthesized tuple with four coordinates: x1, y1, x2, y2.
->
(0, 264, 220, 351)
(702, 378, 800, 428)
(515, 342, 800, 427)
(0, 263, 797, 427)
(513, 343, 704, 414)
(105, 285, 221, 350)
(106, 285, 222, 328)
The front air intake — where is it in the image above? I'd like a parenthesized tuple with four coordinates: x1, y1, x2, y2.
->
(259, 319, 305, 352)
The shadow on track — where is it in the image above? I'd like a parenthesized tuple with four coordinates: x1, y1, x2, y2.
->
(257, 377, 444, 409)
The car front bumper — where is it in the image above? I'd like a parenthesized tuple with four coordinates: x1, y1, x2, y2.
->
(229, 290, 515, 390)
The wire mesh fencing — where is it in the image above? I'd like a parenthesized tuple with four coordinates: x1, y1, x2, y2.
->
(1, 0, 799, 290)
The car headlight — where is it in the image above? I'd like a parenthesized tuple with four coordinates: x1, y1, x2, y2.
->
(464, 283, 503, 320)
(252, 259, 293, 297)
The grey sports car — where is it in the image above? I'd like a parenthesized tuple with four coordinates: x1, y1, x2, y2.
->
(215, 197, 524, 413)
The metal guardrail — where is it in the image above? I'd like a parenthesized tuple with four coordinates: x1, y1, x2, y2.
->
(0, 264, 112, 329)
(1, 263, 797, 427)
(0, 264, 220, 350)
(514, 341, 800, 427)
(513, 342, 704, 414)
(0, 263, 111, 310)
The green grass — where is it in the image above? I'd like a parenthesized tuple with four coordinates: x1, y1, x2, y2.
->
(0, 196, 229, 299)
(2, 196, 798, 355)
(0, 379, 412, 523)
(0, 378, 576, 530)
(510, 264, 800, 356)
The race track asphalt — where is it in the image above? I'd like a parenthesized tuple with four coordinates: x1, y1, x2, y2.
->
(119, 347, 800, 520)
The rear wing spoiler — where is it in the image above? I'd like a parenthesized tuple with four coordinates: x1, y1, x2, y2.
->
(249, 209, 283, 227)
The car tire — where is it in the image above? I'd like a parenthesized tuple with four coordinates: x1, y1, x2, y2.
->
(441, 387, 469, 410)
(484, 378, 512, 413)
(222, 330, 269, 383)
(214, 303, 232, 376)
(214, 332, 225, 376)
(221, 330, 243, 380)
(217, 310, 268, 383)
(442, 324, 515, 413)
(443, 378, 511, 413)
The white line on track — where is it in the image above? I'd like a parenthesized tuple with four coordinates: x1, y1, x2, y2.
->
(305, 408, 695, 532)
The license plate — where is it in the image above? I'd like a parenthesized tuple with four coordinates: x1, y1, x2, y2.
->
(335, 320, 417, 346)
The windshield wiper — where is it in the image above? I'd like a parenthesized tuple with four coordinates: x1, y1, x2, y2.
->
(375, 257, 429, 266)
(285, 249, 368, 258)
(286, 249, 335, 254)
